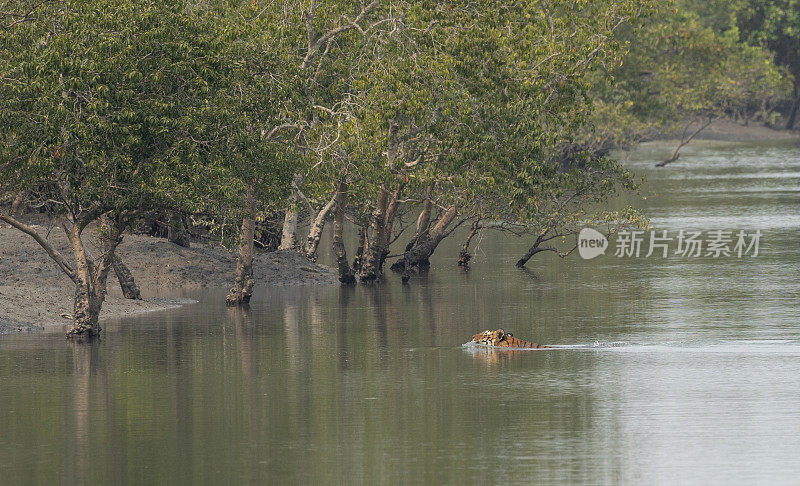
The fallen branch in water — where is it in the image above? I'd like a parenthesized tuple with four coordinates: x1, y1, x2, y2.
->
(656, 117, 715, 167)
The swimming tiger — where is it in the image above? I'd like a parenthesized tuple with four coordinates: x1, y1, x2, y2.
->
(470, 329, 550, 349)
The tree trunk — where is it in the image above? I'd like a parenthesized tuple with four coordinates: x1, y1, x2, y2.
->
(332, 179, 355, 284)
(358, 185, 389, 282)
(391, 257, 409, 273)
(100, 214, 141, 300)
(0, 209, 121, 338)
(515, 246, 549, 268)
(411, 187, 433, 246)
(303, 193, 335, 261)
(392, 188, 432, 273)
(516, 231, 548, 268)
(70, 276, 102, 338)
(226, 184, 257, 306)
(279, 208, 298, 250)
(399, 206, 457, 282)
(656, 117, 713, 167)
(458, 220, 480, 266)
(392, 195, 434, 273)
(167, 212, 191, 247)
(376, 183, 404, 271)
(514, 228, 581, 268)
(10, 191, 26, 217)
(279, 174, 303, 250)
(112, 254, 141, 300)
(64, 219, 122, 338)
(786, 85, 800, 130)
(352, 225, 366, 272)
(352, 181, 405, 280)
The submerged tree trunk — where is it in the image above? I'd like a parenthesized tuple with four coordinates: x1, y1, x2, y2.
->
(64, 219, 123, 338)
(0, 209, 123, 338)
(332, 179, 355, 284)
(397, 206, 458, 282)
(303, 193, 335, 261)
(352, 225, 366, 273)
(380, 184, 403, 269)
(515, 228, 579, 267)
(516, 246, 549, 268)
(516, 230, 549, 268)
(112, 254, 141, 300)
(226, 184, 257, 306)
(458, 220, 480, 266)
(279, 174, 303, 251)
(70, 275, 102, 337)
(411, 187, 433, 246)
(656, 117, 713, 167)
(391, 188, 432, 273)
(358, 182, 405, 281)
(358, 186, 389, 282)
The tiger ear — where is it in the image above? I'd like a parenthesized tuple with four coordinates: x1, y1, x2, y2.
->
(496, 329, 505, 338)
(507, 332, 513, 338)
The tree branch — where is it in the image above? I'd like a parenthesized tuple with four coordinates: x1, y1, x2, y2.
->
(301, 0, 381, 69)
(656, 117, 715, 167)
(0, 211, 77, 282)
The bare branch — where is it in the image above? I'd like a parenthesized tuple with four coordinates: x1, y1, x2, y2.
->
(0, 0, 55, 28)
(0, 211, 77, 282)
(301, 0, 382, 69)
(263, 123, 299, 141)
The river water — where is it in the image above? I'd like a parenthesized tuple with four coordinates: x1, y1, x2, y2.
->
(1, 141, 799, 484)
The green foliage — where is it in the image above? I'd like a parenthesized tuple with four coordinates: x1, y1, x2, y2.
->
(736, 0, 800, 82)
(589, 1, 792, 148)
(0, 0, 660, 265)
(1, 1, 230, 218)
(335, 0, 654, 237)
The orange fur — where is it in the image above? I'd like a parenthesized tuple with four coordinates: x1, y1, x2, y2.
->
(470, 329, 549, 349)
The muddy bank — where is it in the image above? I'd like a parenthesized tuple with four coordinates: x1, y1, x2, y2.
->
(663, 119, 799, 143)
(0, 220, 338, 333)
(0, 317, 43, 335)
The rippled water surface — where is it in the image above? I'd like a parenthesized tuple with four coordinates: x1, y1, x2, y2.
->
(2, 140, 800, 484)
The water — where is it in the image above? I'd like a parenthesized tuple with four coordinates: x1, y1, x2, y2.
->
(2, 140, 800, 484)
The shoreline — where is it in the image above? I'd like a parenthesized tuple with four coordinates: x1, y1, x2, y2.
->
(657, 119, 799, 144)
(2, 122, 796, 335)
(0, 219, 338, 334)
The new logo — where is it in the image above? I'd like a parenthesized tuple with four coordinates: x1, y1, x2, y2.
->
(578, 227, 608, 260)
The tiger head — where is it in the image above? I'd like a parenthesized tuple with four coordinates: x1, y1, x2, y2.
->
(470, 329, 513, 347)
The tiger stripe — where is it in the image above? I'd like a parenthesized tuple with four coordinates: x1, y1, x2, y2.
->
(470, 329, 551, 349)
